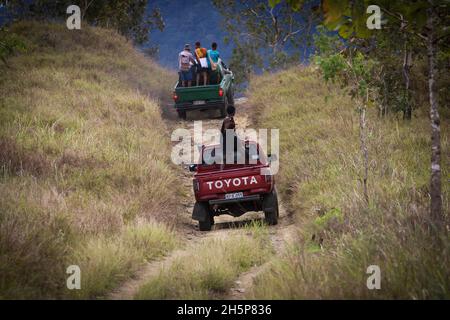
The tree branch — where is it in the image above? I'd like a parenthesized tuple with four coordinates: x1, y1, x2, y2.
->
(380, 7, 428, 42)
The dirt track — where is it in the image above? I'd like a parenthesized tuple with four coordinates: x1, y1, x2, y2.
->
(107, 98, 298, 300)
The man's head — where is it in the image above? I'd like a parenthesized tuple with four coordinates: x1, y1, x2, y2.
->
(227, 105, 235, 116)
(184, 44, 191, 51)
(195, 41, 201, 48)
(212, 42, 217, 50)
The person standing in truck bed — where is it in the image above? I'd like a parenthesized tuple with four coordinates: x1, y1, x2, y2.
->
(195, 41, 208, 86)
(178, 44, 196, 87)
(207, 42, 221, 84)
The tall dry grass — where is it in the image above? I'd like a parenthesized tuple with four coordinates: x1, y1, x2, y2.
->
(246, 66, 449, 299)
(135, 223, 273, 300)
(0, 21, 181, 299)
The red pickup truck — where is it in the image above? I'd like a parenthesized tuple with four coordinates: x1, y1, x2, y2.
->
(189, 141, 279, 231)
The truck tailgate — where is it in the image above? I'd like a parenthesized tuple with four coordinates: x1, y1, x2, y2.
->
(175, 84, 221, 102)
(196, 167, 270, 198)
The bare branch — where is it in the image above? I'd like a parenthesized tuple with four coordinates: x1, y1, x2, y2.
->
(380, 7, 428, 42)
(282, 28, 304, 44)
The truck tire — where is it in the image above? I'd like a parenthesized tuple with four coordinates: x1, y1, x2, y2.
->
(263, 189, 279, 225)
(177, 110, 187, 120)
(193, 202, 213, 231)
(199, 215, 215, 231)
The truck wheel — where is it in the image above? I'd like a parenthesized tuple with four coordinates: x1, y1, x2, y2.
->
(263, 189, 279, 225)
(193, 202, 213, 231)
(177, 110, 187, 120)
(199, 219, 212, 231)
(199, 215, 215, 231)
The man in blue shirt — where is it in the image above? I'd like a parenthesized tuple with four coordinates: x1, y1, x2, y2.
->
(207, 42, 220, 84)
(207, 42, 220, 66)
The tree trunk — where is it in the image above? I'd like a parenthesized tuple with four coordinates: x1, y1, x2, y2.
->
(426, 3, 442, 223)
(359, 104, 369, 204)
(402, 48, 413, 119)
(380, 71, 389, 117)
(401, 18, 413, 120)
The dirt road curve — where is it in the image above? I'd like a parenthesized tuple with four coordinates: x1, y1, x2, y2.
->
(107, 98, 297, 300)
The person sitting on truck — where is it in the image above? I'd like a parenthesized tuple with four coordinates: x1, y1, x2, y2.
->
(194, 41, 208, 86)
(207, 42, 221, 84)
(179, 44, 196, 87)
(220, 105, 238, 164)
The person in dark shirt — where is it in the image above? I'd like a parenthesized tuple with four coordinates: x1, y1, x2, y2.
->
(221, 105, 235, 135)
(221, 105, 236, 164)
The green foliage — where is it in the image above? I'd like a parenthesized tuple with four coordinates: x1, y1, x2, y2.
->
(313, 26, 377, 101)
(228, 42, 263, 86)
(269, 0, 304, 11)
(313, 25, 343, 56)
(321, 0, 374, 38)
(272, 0, 449, 117)
(0, 27, 26, 66)
(314, 54, 345, 82)
(213, 0, 317, 85)
(281, 0, 439, 39)
(314, 208, 343, 230)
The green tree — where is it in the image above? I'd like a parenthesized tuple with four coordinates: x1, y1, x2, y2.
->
(0, 26, 26, 67)
(320, 0, 447, 224)
(213, 0, 319, 85)
(273, 0, 448, 223)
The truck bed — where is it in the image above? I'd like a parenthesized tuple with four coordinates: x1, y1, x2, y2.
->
(175, 83, 222, 103)
(173, 62, 233, 118)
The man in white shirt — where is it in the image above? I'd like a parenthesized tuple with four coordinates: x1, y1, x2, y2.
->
(178, 44, 196, 87)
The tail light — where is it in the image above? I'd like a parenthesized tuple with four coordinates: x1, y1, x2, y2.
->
(173, 92, 178, 101)
(219, 88, 224, 97)
(193, 179, 200, 192)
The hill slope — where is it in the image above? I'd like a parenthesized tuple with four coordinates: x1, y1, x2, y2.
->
(246, 67, 449, 299)
(0, 21, 181, 299)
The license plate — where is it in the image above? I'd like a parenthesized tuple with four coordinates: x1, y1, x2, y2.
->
(193, 100, 205, 105)
(225, 192, 244, 200)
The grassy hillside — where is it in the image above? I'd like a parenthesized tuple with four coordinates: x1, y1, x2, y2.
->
(0, 21, 181, 299)
(247, 67, 449, 299)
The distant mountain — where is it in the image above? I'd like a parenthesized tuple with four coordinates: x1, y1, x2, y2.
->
(146, 0, 233, 69)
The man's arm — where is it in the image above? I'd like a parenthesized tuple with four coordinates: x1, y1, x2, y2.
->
(193, 50, 199, 63)
(190, 52, 196, 64)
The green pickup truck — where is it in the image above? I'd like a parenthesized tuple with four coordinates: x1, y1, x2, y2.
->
(173, 62, 234, 119)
